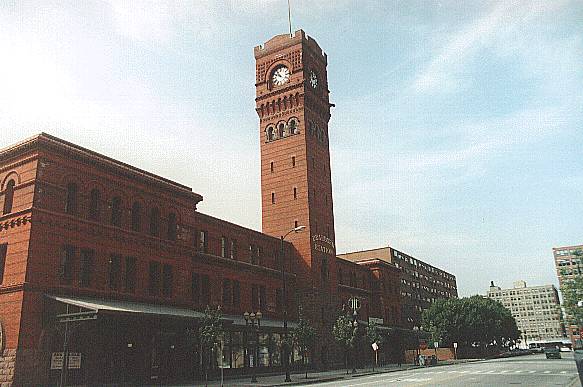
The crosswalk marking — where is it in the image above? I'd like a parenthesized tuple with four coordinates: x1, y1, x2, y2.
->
(543, 370, 551, 374)
(560, 370, 567, 374)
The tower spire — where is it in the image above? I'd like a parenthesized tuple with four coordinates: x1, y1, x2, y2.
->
(287, 0, 292, 36)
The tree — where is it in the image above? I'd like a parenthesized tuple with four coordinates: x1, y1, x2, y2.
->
(561, 249, 583, 326)
(365, 320, 383, 370)
(332, 312, 359, 374)
(291, 307, 317, 379)
(422, 296, 519, 356)
(198, 306, 223, 386)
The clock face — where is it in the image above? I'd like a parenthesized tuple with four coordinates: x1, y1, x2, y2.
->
(272, 66, 290, 86)
(309, 70, 318, 89)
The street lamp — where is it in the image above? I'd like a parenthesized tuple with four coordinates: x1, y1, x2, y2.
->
(244, 311, 262, 383)
(352, 309, 358, 374)
(281, 225, 305, 382)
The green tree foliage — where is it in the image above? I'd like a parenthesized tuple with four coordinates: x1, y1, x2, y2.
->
(332, 312, 359, 373)
(292, 307, 316, 379)
(422, 295, 519, 352)
(365, 320, 383, 370)
(198, 306, 223, 385)
(561, 249, 583, 326)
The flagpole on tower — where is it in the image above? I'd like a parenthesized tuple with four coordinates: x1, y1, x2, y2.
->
(287, 0, 292, 37)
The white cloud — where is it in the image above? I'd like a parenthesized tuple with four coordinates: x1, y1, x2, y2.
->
(412, 1, 570, 94)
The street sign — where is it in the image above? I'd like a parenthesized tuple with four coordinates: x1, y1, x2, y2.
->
(372, 342, 379, 351)
(50, 352, 64, 370)
(453, 342, 458, 349)
(68, 353, 82, 369)
(349, 297, 361, 311)
(369, 317, 384, 325)
(434, 342, 439, 349)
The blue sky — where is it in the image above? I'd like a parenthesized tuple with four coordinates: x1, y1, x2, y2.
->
(1, 0, 582, 296)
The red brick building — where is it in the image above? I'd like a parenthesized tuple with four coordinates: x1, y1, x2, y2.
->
(338, 246, 458, 329)
(0, 30, 450, 386)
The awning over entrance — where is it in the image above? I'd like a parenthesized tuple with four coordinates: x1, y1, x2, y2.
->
(46, 294, 297, 328)
(47, 294, 207, 319)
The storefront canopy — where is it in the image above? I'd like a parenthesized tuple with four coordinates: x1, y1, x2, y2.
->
(46, 294, 297, 328)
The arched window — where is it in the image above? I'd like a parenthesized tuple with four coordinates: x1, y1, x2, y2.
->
(131, 202, 142, 232)
(89, 189, 100, 220)
(65, 182, 78, 215)
(3, 180, 15, 215)
(266, 126, 275, 142)
(110, 197, 122, 227)
(278, 122, 285, 138)
(167, 212, 177, 241)
(288, 118, 299, 134)
(338, 268, 343, 285)
(149, 207, 160, 237)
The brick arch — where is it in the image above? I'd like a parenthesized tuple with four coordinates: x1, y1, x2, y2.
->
(1, 171, 20, 190)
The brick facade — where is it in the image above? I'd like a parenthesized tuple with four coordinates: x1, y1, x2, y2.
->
(0, 30, 438, 385)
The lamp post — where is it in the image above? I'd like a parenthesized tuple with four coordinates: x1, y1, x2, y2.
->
(244, 311, 262, 383)
(281, 225, 305, 383)
(351, 309, 358, 374)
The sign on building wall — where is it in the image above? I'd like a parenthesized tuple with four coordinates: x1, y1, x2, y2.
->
(312, 234, 335, 255)
(369, 317, 384, 325)
(68, 353, 82, 369)
(50, 353, 64, 370)
(50, 352, 82, 369)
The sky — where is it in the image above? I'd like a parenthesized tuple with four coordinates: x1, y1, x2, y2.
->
(1, 0, 582, 297)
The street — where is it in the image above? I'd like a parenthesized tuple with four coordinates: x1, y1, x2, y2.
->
(310, 354, 580, 387)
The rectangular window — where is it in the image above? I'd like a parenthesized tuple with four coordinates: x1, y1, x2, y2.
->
(233, 280, 241, 306)
(79, 249, 94, 287)
(191, 272, 200, 304)
(162, 264, 173, 297)
(275, 288, 283, 314)
(230, 239, 237, 260)
(108, 254, 121, 290)
(0, 244, 7, 284)
(250, 244, 257, 265)
(148, 261, 160, 296)
(124, 256, 137, 293)
(292, 156, 296, 167)
(202, 274, 210, 305)
(198, 230, 208, 253)
(293, 187, 297, 199)
(252, 285, 258, 309)
(256, 246, 262, 266)
(259, 285, 266, 311)
(270, 161, 274, 173)
(223, 279, 232, 305)
(221, 236, 227, 258)
(271, 192, 275, 204)
(60, 245, 75, 284)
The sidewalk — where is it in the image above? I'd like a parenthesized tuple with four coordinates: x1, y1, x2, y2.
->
(195, 359, 481, 387)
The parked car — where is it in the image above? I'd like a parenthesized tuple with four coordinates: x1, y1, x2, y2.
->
(545, 347, 562, 359)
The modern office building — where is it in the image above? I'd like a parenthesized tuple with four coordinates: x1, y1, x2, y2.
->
(487, 281, 563, 342)
(338, 246, 458, 329)
(553, 244, 583, 345)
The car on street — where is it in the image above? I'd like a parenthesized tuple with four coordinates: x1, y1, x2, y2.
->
(545, 347, 562, 359)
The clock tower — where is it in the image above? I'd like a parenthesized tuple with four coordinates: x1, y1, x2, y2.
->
(255, 30, 337, 364)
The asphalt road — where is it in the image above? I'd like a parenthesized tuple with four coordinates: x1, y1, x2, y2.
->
(311, 353, 581, 387)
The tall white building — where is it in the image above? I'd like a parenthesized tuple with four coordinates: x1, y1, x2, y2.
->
(487, 280, 564, 342)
